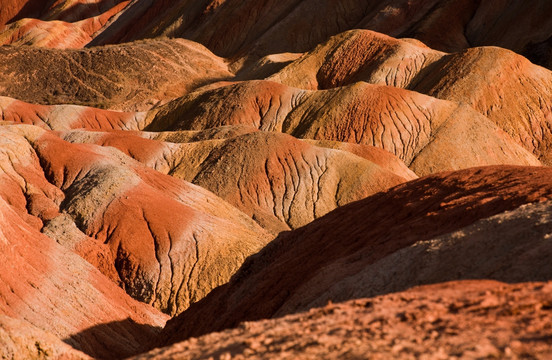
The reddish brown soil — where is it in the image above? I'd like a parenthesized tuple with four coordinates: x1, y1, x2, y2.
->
(136, 281, 552, 359)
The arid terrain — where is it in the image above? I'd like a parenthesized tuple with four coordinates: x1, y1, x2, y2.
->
(1, 1, 552, 359)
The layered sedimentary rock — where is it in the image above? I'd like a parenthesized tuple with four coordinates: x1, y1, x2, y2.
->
(270, 30, 552, 165)
(0, 140, 167, 358)
(0, 315, 90, 360)
(3, 1, 552, 358)
(0, 96, 147, 130)
(0, 125, 270, 318)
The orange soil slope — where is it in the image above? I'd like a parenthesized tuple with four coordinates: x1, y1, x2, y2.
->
(1, 124, 270, 318)
(269, 30, 552, 165)
(57, 129, 415, 233)
(0, 127, 167, 359)
(147, 80, 541, 175)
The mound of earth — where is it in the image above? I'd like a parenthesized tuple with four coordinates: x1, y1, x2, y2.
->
(84, 0, 552, 71)
(269, 29, 552, 165)
(0, 180, 167, 359)
(161, 165, 552, 343)
(147, 80, 541, 175)
(57, 129, 415, 233)
(1, 124, 270, 317)
(0, 96, 148, 130)
(0, 38, 232, 110)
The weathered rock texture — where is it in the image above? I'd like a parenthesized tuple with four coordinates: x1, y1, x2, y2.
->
(0, 124, 270, 319)
(0, 38, 232, 110)
(0, 131, 166, 357)
(3, 1, 552, 358)
(57, 129, 414, 233)
(161, 166, 552, 343)
(136, 281, 552, 360)
(0, 315, 91, 360)
(147, 80, 541, 175)
(269, 30, 552, 165)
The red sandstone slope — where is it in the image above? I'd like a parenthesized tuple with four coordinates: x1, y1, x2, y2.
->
(1, 124, 270, 317)
(57, 129, 415, 233)
(161, 166, 552, 343)
(137, 281, 552, 359)
(0, 129, 167, 358)
(0, 96, 147, 130)
(147, 80, 541, 175)
(2, 2, 552, 358)
(270, 30, 552, 165)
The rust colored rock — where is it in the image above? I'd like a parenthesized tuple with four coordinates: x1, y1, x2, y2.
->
(148, 80, 541, 175)
(268, 30, 446, 91)
(7, 124, 270, 316)
(0, 185, 167, 359)
(412, 46, 552, 165)
(0, 96, 147, 130)
(269, 30, 552, 165)
(161, 166, 552, 343)
(60, 129, 415, 233)
(137, 281, 552, 359)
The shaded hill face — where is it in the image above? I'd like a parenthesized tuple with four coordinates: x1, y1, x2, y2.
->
(5, 0, 552, 71)
(161, 166, 552, 343)
(136, 281, 552, 359)
(0, 0, 128, 26)
(0, 2, 129, 49)
(82, 0, 552, 70)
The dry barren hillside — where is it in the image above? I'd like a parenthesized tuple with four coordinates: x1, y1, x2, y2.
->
(1, 1, 552, 359)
